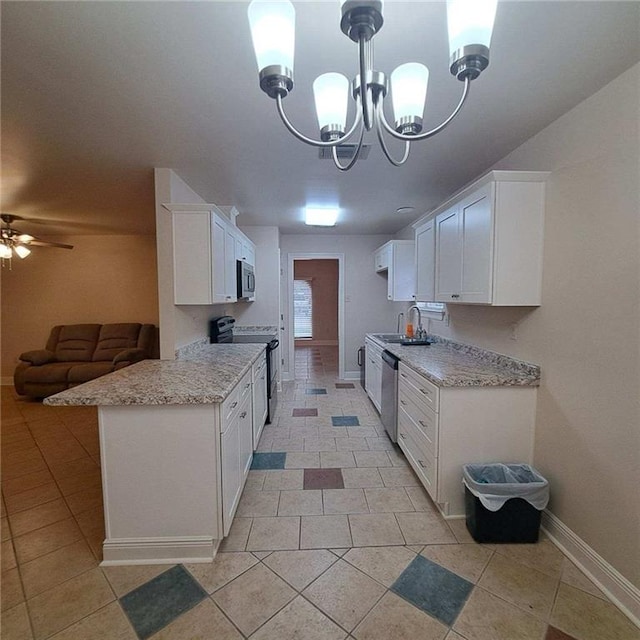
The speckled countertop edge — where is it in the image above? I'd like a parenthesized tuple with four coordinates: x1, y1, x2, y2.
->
(44, 342, 266, 406)
(368, 333, 540, 388)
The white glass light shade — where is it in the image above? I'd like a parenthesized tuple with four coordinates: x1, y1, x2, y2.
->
(447, 0, 498, 56)
(305, 208, 338, 227)
(313, 73, 349, 131)
(14, 244, 31, 259)
(390, 63, 429, 121)
(248, 0, 295, 72)
(0, 243, 11, 259)
(17, 233, 34, 242)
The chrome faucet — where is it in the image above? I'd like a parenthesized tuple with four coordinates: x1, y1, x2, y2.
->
(407, 305, 425, 339)
(396, 312, 404, 334)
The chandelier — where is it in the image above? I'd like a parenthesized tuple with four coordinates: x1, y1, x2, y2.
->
(248, 0, 498, 171)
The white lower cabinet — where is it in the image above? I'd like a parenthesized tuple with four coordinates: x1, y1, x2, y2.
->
(220, 369, 253, 536)
(364, 337, 383, 413)
(252, 355, 268, 448)
(397, 362, 537, 516)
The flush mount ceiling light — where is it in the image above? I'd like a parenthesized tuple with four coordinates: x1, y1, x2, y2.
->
(248, 0, 498, 171)
(305, 207, 339, 226)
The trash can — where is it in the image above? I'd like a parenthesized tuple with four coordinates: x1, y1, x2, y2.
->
(462, 463, 549, 543)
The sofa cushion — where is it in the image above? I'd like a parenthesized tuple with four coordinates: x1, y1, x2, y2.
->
(54, 325, 101, 362)
(68, 362, 115, 383)
(22, 362, 76, 384)
(92, 324, 142, 362)
(19, 349, 57, 366)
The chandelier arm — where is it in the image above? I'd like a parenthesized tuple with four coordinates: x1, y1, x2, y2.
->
(379, 76, 471, 142)
(275, 93, 363, 148)
(375, 102, 411, 166)
(359, 34, 372, 131)
(331, 121, 366, 172)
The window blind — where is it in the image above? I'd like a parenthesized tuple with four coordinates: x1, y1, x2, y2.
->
(294, 279, 313, 338)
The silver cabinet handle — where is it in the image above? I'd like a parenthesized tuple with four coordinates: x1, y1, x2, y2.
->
(399, 399, 406, 406)
(419, 420, 428, 427)
(418, 460, 427, 468)
(240, 411, 247, 419)
(231, 401, 238, 409)
(245, 383, 251, 388)
(419, 388, 429, 396)
(400, 373, 407, 378)
(399, 433, 406, 439)
(451, 294, 460, 299)
(226, 296, 233, 299)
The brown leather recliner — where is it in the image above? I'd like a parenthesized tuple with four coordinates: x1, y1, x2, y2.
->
(14, 323, 158, 398)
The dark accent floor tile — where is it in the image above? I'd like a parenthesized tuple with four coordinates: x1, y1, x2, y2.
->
(391, 555, 473, 626)
(292, 408, 318, 417)
(305, 389, 327, 395)
(331, 416, 360, 427)
(251, 452, 287, 470)
(545, 627, 579, 640)
(303, 468, 344, 490)
(335, 383, 355, 389)
(120, 565, 207, 639)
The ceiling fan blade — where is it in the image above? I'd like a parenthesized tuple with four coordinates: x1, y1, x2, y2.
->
(28, 239, 74, 249)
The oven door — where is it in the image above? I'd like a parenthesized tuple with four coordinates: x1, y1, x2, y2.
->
(265, 339, 279, 423)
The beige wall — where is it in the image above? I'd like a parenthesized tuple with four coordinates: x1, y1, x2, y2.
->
(404, 64, 640, 587)
(1, 234, 159, 379)
(294, 259, 338, 344)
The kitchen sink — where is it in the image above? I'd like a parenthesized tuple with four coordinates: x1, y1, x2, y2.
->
(372, 334, 405, 343)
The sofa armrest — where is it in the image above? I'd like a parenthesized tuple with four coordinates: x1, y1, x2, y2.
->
(19, 349, 57, 366)
(113, 348, 146, 365)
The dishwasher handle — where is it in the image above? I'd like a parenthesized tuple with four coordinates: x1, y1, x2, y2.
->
(382, 350, 400, 369)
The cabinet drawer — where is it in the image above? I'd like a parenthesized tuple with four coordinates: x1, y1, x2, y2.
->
(398, 388, 438, 455)
(222, 370, 252, 426)
(397, 416, 437, 499)
(398, 363, 439, 412)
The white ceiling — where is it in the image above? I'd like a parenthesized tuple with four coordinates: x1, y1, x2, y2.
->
(1, 1, 639, 237)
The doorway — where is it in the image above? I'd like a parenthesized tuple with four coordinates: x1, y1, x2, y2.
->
(286, 253, 345, 380)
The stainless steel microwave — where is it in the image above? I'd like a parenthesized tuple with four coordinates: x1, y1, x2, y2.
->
(236, 260, 255, 301)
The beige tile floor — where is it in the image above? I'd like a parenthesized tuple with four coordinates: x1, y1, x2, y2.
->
(1, 345, 638, 639)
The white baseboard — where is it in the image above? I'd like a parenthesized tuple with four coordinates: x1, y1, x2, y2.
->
(100, 535, 220, 566)
(294, 340, 338, 346)
(542, 510, 640, 627)
(342, 370, 361, 381)
(1, 377, 14, 386)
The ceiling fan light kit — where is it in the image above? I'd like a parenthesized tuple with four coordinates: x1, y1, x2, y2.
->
(0, 214, 73, 267)
(248, 0, 498, 170)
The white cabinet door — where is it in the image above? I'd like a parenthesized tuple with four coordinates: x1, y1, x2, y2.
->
(252, 358, 268, 449)
(415, 219, 435, 302)
(220, 414, 241, 536)
(460, 186, 493, 303)
(212, 214, 238, 303)
(374, 245, 390, 272)
(435, 207, 462, 302)
(212, 215, 228, 304)
(172, 212, 213, 305)
(238, 390, 253, 479)
(374, 240, 416, 301)
(364, 339, 382, 413)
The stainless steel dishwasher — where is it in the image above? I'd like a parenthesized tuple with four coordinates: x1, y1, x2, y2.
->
(381, 350, 400, 443)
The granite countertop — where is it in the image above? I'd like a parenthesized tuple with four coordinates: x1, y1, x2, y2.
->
(367, 334, 540, 387)
(234, 325, 278, 336)
(44, 343, 266, 406)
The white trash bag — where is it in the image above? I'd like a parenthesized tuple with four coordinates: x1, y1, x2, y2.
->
(463, 463, 549, 512)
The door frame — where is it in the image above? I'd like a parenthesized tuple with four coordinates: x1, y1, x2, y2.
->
(285, 252, 345, 380)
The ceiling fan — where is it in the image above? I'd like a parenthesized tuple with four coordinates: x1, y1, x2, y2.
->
(1, 213, 73, 262)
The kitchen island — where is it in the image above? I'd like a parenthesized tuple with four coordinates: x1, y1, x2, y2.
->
(45, 341, 266, 565)
(365, 334, 540, 516)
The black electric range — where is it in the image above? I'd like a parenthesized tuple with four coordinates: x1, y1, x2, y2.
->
(209, 316, 279, 423)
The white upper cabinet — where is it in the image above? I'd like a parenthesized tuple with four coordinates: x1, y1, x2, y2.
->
(165, 203, 254, 305)
(374, 240, 416, 302)
(414, 218, 435, 302)
(430, 171, 548, 306)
